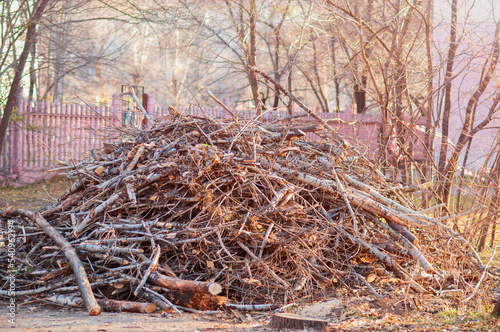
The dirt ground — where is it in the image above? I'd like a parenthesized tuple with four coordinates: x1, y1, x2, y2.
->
(2, 177, 500, 331)
(1, 305, 260, 332)
(3, 294, 500, 332)
(0, 176, 70, 211)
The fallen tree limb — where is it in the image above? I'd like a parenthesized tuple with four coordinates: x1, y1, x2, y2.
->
(147, 272, 222, 295)
(101, 299, 156, 313)
(0, 278, 74, 297)
(366, 214, 436, 274)
(126, 82, 153, 127)
(225, 303, 277, 311)
(134, 244, 161, 296)
(46, 295, 156, 313)
(171, 291, 227, 311)
(73, 193, 120, 237)
(261, 159, 431, 229)
(6, 209, 101, 316)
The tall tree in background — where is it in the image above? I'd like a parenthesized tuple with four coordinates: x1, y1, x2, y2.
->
(323, 0, 429, 178)
(436, 0, 458, 209)
(247, 0, 262, 117)
(439, 22, 500, 210)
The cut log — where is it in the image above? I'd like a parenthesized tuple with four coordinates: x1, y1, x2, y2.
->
(46, 294, 83, 307)
(148, 272, 222, 295)
(270, 313, 329, 331)
(225, 303, 277, 311)
(142, 287, 183, 315)
(101, 299, 156, 313)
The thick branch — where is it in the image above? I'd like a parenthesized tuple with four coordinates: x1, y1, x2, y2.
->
(6, 209, 101, 315)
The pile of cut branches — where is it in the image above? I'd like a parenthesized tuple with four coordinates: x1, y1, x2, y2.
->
(0, 106, 485, 315)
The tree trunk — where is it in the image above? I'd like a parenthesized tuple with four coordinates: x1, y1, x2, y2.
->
(478, 142, 500, 251)
(330, 36, 341, 113)
(422, 0, 435, 209)
(271, 0, 290, 110)
(247, 0, 262, 118)
(28, 41, 37, 106)
(436, 0, 458, 209)
(441, 21, 500, 207)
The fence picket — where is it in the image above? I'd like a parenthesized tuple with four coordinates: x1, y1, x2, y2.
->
(76, 104, 82, 158)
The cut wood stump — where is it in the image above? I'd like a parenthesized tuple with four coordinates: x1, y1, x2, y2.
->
(270, 313, 329, 331)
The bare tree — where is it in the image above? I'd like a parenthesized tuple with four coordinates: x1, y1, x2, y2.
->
(439, 22, 500, 210)
(322, 0, 430, 178)
(436, 0, 459, 209)
(0, 0, 51, 158)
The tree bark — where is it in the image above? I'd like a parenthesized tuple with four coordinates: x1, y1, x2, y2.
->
(478, 141, 500, 251)
(436, 0, 458, 208)
(271, 1, 290, 110)
(441, 21, 500, 207)
(171, 291, 227, 311)
(270, 313, 328, 331)
(247, 0, 262, 118)
(422, 0, 435, 209)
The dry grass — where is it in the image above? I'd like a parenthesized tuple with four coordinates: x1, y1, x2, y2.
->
(0, 176, 70, 210)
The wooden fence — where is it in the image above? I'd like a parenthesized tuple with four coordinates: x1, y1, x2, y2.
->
(2, 101, 115, 184)
(1, 96, 426, 185)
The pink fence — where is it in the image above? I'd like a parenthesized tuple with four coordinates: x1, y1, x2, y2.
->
(1, 96, 427, 185)
(1, 100, 121, 184)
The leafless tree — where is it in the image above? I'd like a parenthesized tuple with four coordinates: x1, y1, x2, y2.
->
(0, 0, 52, 158)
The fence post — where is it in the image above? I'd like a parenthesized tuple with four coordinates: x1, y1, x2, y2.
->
(111, 94, 122, 126)
(145, 94, 155, 115)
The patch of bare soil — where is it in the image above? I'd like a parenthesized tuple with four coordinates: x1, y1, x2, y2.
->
(0, 177, 70, 211)
(3, 305, 265, 332)
(3, 293, 500, 332)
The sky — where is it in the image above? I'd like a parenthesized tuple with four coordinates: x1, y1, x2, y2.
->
(434, 0, 500, 23)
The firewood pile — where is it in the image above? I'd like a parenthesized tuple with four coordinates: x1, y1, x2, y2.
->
(0, 106, 485, 315)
